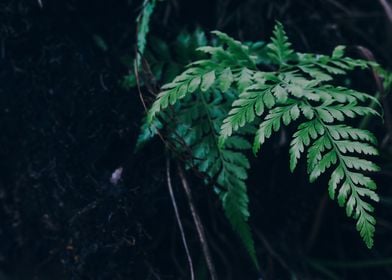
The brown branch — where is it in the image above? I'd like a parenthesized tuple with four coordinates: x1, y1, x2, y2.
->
(166, 158, 195, 280)
(177, 164, 218, 280)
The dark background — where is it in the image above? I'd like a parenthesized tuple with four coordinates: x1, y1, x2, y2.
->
(0, 0, 391, 279)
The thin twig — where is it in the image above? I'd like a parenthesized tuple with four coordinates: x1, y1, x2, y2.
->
(133, 59, 149, 113)
(356, 46, 392, 142)
(254, 230, 291, 273)
(379, 0, 392, 23)
(166, 158, 195, 280)
(324, 0, 351, 15)
(177, 164, 218, 280)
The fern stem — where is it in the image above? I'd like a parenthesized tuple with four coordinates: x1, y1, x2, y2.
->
(177, 164, 218, 280)
(198, 92, 227, 167)
(199, 92, 219, 140)
(198, 91, 234, 186)
(166, 158, 195, 280)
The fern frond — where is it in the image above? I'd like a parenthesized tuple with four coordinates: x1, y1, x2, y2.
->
(253, 101, 300, 154)
(324, 128, 380, 248)
(316, 86, 381, 106)
(219, 67, 234, 92)
(136, 0, 157, 65)
(147, 31, 260, 124)
(250, 23, 381, 247)
(267, 21, 296, 65)
(171, 89, 259, 267)
(143, 22, 385, 257)
(290, 119, 325, 172)
(237, 68, 256, 92)
(290, 107, 380, 248)
(222, 179, 258, 268)
(135, 117, 163, 151)
(147, 68, 213, 123)
(211, 31, 256, 67)
(220, 83, 274, 144)
(297, 45, 371, 76)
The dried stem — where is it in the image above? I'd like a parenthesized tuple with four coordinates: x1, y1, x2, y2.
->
(379, 0, 392, 23)
(177, 164, 218, 280)
(165, 158, 195, 280)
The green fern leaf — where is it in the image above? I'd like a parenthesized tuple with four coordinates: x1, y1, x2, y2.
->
(172, 89, 259, 267)
(237, 68, 255, 92)
(220, 84, 272, 144)
(135, 117, 163, 151)
(253, 102, 300, 154)
(301, 117, 380, 248)
(289, 119, 325, 172)
(135, 0, 157, 65)
(222, 180, 259, 268)
(219, 67, 234, 92)
(267, 21, 295, 65)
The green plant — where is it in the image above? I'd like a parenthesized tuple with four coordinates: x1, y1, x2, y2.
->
(134, 29, 265, 268)
(143, 22, 384, 267)
(124, 28, 209, 90)
(135, 0, 158, 66)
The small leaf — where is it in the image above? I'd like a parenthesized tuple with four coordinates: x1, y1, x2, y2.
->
(219, 68, 234, 92)
(273, 85, 288, 103)
(263, 91, 275, 108)
(332, 45, 346, 59)
(188, 76, 201, 92)
(201, 71, 216, 92)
